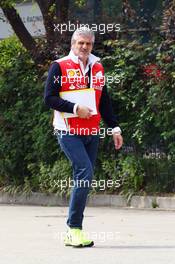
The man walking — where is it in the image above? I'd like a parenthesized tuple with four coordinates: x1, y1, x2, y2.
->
(44, 27, 123, 247)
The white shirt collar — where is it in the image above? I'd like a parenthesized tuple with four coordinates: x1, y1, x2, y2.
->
(68, 50, 100, 71)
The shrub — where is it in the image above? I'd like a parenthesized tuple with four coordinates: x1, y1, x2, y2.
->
(38, 158, 72, 196)
(0, 37, 57, 187)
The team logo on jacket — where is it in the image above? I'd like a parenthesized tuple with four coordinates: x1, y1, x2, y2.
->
(69, 84, 76, 90)
(95, 71, 103, 78)
(93, 70, 105, 86)
(67, 69, 81, 77)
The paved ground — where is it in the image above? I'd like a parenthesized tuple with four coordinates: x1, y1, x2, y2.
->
(0, 205, 175, 264)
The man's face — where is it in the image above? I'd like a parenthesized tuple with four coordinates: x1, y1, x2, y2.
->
(72, 35, 93, 61)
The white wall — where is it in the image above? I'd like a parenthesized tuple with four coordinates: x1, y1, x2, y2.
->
(0, 2, 45, 39)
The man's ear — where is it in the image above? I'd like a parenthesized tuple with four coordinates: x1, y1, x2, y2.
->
(71, 43, 75, 50)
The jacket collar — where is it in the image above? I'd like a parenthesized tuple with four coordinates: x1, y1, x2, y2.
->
(68, 50, 100, 66)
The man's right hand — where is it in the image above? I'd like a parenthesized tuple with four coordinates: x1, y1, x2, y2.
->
(76, 105, 93, 119)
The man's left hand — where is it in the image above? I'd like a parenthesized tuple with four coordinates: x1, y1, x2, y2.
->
(113, 133, 123, 150)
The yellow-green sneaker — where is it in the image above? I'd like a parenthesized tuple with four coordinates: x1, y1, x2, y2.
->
(64, 228, 94, 248)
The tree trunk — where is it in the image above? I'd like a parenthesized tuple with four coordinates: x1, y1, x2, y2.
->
(56, 0, 70, 23)
(1, 5, 37, 54)
(36, 0, 56, 50)
(93, 0, 103, 23)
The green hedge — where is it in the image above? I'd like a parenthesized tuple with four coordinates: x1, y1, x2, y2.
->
(0, 37, 58, 188)
(103, 40, 175, 146)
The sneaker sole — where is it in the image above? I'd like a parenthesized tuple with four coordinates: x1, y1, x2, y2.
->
(73, 241, 94, 248)
(65, 241, 94, 248)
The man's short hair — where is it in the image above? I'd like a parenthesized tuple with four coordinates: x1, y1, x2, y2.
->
(71, 26, 95, 45)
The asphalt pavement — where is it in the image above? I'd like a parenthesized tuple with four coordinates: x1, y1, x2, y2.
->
(0, 205, 175, 264)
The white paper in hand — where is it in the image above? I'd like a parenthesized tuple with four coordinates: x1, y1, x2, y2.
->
(59, 88, 97, 118)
